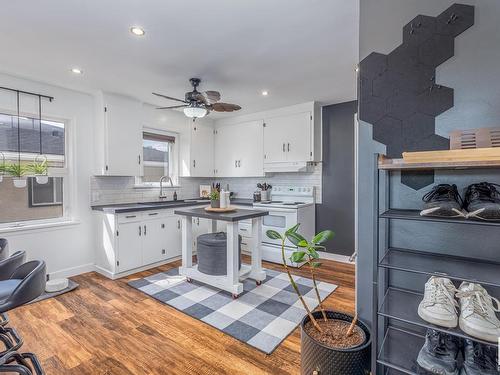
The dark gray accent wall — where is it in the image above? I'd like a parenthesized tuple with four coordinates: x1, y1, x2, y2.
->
(316, 101, 357, 256)
(357, 0, 500, 328)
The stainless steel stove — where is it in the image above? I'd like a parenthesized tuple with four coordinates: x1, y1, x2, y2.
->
(253, 186, 315, 267)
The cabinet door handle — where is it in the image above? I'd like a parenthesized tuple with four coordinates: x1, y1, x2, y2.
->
(161, 223, 165, 229)
(144, 225, 147, 235)
(177, 220, 181, 229)
(193, 159, 196, 168)
(235, 160, 238, 168)
(287, 143, 290, 152)
(138, 155, 141, 165)
(197, 217, 200, 225)
(282, 143, 285, 152)
(125, 215, 136, 219)
(148, 212, 158, 216)
(139, 226, 142, 236)
(237, 160, 241, 167)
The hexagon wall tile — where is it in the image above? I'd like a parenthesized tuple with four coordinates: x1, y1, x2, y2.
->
(358, 3, 474, 190)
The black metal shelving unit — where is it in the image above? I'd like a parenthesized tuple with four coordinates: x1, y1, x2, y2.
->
(373, 154, 500, 375)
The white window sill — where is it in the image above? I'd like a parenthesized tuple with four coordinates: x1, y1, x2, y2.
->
(0, 219, 81, 234)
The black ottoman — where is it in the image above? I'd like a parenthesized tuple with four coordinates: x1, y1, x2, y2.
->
(197, 232, 242, 276)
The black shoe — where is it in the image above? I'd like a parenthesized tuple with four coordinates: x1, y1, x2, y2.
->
(460, 339, 498, 375)
(421, 184, 465, 218)
(464, 182, 500, 221)
(417, 329, 460, 375)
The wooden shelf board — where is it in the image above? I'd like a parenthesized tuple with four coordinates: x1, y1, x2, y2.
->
(378, 155, 500, 170)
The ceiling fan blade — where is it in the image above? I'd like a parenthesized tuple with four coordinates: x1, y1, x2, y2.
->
(203, 91, 221, 104)
(156, 105, 188, 110)
(210, 103, 242, 112)
(152, 92, 187, 103)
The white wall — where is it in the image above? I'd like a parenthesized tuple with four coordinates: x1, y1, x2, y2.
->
(0, 73, 95, 278)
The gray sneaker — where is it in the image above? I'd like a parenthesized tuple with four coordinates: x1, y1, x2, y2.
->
(460, 339, 499, 375)
(417, 329, 460, 375)
(421, 184, 466, 218)
(464, 182, 500, 221)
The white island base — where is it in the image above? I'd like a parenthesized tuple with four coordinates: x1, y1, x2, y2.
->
(177, 212, 267, 298)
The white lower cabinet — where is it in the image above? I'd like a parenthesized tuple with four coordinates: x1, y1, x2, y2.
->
(117, 220, 143, 272)
(95, 209, 186, 278)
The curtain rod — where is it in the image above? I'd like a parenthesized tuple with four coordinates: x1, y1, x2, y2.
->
(0, 86, 54, 102)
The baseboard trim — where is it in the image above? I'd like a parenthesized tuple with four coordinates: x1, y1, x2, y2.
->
(94, 256, 182, 280)
(48, 263, 95, 280)
(317, 252, 354, 264)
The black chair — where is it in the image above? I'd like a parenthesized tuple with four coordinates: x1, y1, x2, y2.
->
(0, 260, 46, 374)
(0, 239, 8, 261)
(0, 250, 26, 328)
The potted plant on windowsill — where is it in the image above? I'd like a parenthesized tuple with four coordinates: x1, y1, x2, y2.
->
(209, 190, 220, 208)
(5, 162, 28, 188)
(266, 225, 371, 375)
(27, 156, 49, 184)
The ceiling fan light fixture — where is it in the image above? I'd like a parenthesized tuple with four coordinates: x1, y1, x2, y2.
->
(183, 105, 207, 118)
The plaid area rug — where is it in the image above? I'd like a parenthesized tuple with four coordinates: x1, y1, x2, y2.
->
(128, 266, 337, 354)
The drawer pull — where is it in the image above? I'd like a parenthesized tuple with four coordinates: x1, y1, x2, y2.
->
(148, 212, 158, 216)
(126, 215, 136, 219)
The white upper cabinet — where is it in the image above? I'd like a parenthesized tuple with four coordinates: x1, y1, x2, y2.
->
(264, 111, 313, 163)
(179, 119, 215, 177)
(96, 92, 143, 176)
(190, 122, 214, 177)
(214, 120, 264, 177)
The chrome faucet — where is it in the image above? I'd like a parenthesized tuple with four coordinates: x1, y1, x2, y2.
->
(159, 175, 173, 200)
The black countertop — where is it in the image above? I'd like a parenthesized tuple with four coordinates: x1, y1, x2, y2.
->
(174, 206, 268, 222)
(91, 198, 254, 214)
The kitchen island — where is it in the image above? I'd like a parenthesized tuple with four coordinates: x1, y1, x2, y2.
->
(174, 206, 268, 297)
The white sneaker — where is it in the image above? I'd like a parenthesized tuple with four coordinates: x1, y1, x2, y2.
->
(456, 282, 500, 343)
(418, 277, 459, 328)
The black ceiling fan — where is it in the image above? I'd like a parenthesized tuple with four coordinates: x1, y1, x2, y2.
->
(153, 78, 241, 118)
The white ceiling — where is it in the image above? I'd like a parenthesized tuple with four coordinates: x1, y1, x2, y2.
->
(0, 0, 359, 116)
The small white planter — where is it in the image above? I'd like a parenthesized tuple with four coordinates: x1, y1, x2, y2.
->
(35, 175, 49, 184)
(13, 178, 27, 188)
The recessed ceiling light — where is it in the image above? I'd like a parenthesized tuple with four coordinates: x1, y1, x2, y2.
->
(130, 26, 145, 36)
(71, 68, 83, 74)
(261, 90, 269, 96)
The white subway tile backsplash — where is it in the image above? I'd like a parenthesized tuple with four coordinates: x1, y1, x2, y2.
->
(90, 164, 322, 205)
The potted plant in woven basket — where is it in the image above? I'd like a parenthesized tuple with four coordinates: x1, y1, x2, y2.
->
(209, 190, 220, 208)
(266, 225, 371, 375)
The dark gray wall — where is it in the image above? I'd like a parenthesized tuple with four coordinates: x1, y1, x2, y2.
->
(317, 101, 357, 256)
(357, 0, 500, 327)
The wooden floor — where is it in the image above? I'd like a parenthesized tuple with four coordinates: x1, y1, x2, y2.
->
(9, 257, 355, 375)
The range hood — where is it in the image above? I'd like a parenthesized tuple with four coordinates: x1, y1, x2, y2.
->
(263, 161, 313, 173)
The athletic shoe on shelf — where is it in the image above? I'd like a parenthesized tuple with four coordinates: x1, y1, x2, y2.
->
(460, 339, 499, 375)
(456, 282, 500, 343)
(417, 329, 460, 375)
(421, 184, 466, 218)
(418, 277, 459, 328)
(463, 182, 500, 221)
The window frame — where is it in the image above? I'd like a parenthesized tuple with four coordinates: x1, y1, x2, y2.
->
(135, 127, 180, 188)
(0, 110, 73, 230)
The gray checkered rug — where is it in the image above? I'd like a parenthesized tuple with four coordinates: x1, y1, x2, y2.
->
(128, 266, 337, 354)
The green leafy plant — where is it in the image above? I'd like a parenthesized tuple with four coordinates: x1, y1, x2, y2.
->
(266, 225, 334, 333)
(4, 162, 28, 178)
(27, 157, 48, 175)
(209, 190, 220, 201)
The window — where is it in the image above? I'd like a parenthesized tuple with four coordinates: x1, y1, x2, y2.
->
(0, 113, 69, 226)
(141, 131, 176, 183)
